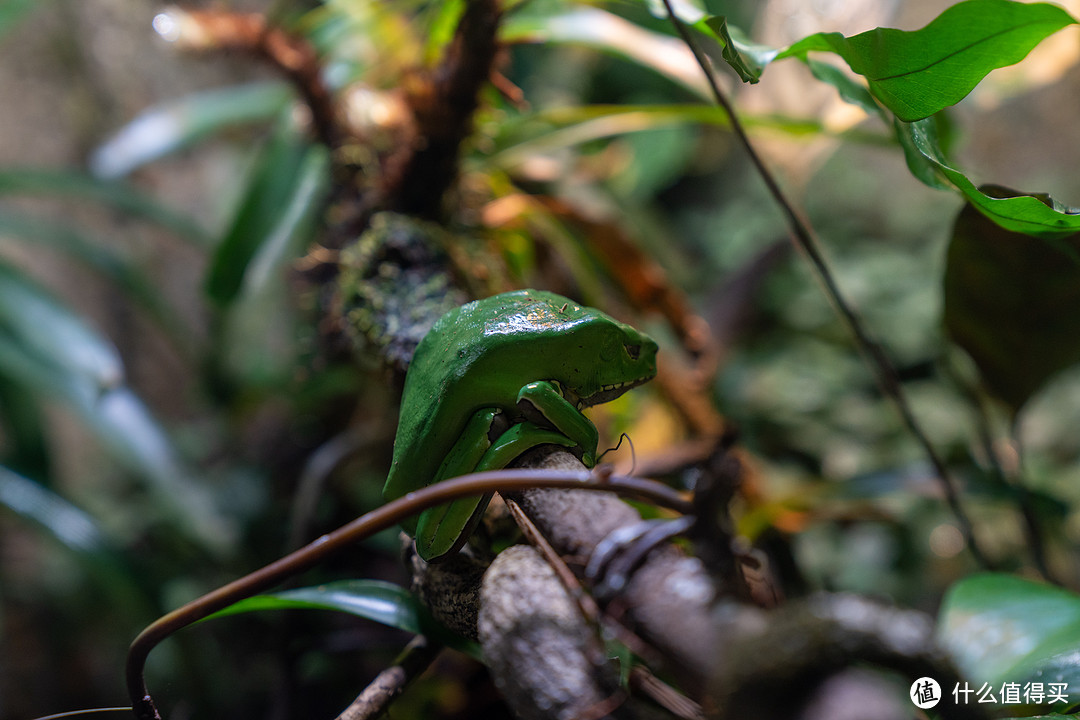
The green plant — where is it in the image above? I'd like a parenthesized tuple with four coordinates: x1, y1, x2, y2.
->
(3, 1, 1080, 718)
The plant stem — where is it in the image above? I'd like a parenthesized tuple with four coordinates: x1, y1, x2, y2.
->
(126, 467, 692, 720)
(660, 1, 990, 568)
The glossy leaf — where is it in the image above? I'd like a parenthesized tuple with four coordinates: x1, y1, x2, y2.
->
(0, 168, 211, 246)
(776, 0, 1076, 122)
(230, 144, 330, 301)
(90, 81, 294, 179)
(209, 580, 481, 657)
(900, 120, 1080, 238)
(943, 187, 1080, 411)
(939, 573, 1080, 711)
(211, 580, 423, 631)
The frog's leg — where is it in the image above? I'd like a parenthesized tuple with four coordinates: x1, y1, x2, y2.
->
(415, 408, 499, 562)
(475, 420, 577, 473)
(416, 415, 577, 562)
(517, 381, 599, 466)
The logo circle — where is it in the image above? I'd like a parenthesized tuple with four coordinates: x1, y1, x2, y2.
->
(910, 677, 942, 709)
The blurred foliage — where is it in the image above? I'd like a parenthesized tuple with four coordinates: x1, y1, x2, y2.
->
(2, 0, 1080, 718)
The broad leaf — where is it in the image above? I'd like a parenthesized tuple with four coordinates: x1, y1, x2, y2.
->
(899, 120, 1080, 239)
(90, 81, 294, 179)
(421, 0, 464, 64)
(943, 186, 1080, 411)
(804, 57, 881, 118)
(777, 0, 1076, 122)
(209, 580, 481, 658)
(939, 573, 1080, 712)
(211, 580, 424, 631)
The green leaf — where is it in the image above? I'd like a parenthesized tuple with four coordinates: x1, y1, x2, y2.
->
(777, 0, 1076, 122)
(229, 144, 330, 301)
(943, 186, 1080, 411)
(939, 573, 1080, 711)
(0, 463, 155, 610)
(0, 464, 107, 553)
(0, 377, 49, 477)
(90, 81, 294, 179)
(804, 58, 881, 118)
(501, 6, 711, 99)
(643, 0, 705, 25)
(0, 168, 212, 246)
(211, 580, 423, 631)
(204, 126, 324, 308)
(421, 0, 464, 64)
(485, 104, 838, 171)
(0, 263, 233, 549)
(0, 212, 193, 346)
(217, 141, 330, 386)
(699, 16, 776, 83)
(209, 580, 482, 658)
(0, 0, 42, 40)
(897, 118, 1080, 238)
(0, 262, 123, 390)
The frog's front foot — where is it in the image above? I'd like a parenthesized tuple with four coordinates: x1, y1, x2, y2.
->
(584, 516, 695, 602)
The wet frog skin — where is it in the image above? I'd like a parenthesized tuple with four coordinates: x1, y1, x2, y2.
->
(383, 289, 658, 561)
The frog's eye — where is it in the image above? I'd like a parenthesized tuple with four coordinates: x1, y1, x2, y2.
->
(626, 343, 641, 361)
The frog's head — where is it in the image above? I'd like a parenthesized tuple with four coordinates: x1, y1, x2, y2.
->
(555, 308, 659, 409)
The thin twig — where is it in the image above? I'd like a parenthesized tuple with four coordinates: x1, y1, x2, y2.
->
(335, 636, 442, 720)
(1008, 419, 1057, 584)
(660, 0, 989, 568)
(628, 667, 707, 720)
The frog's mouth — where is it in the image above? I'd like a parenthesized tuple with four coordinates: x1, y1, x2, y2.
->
(572, 374, 654, 410)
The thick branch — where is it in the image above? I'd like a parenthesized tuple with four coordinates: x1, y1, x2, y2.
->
(382, 0, 502, 218)
(504, 448, 724, 697)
